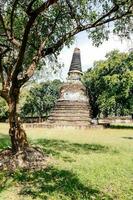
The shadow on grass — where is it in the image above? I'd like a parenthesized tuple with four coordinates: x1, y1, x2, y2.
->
(0, 133, 10, 150)
(110, 125, 133, 129)
(11, 167, 112, 200)
(122, 136, 133, 140)
(0, 136, 114, 199)
(33, 139, 117, 161)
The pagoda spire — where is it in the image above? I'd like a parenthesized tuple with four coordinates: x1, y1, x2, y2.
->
(69, 48, 82, 73)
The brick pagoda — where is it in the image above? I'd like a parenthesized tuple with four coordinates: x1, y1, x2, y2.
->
(46, 48, 91, 127)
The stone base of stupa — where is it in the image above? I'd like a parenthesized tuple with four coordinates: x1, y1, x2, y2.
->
(43, 100, 92, 128)
(24, 99, 105, 128)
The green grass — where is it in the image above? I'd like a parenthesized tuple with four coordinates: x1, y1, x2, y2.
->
(0, 123, 133, 200)
(110, 123, 133, 129)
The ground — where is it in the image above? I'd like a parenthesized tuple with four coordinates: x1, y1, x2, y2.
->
(0, 123, 133, 200)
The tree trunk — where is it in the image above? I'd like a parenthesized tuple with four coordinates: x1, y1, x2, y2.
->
(8, 87, 29, 154)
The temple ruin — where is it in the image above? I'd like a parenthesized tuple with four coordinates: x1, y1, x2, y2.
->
(46, 48, 91, 127)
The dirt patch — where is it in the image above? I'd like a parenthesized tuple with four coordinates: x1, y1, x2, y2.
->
(0, 146, 52, 171)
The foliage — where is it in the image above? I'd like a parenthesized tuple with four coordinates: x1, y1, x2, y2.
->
(20, 79, 62, 118)
(0, 0, 133, 90)
(83, 50, 133, 117)
(0, 97, 8, 118)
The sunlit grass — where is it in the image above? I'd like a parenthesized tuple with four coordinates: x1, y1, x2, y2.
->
(0, 123, 133, 200)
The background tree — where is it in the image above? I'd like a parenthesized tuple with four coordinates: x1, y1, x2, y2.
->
(83, 50, 133, 118)
(0, 0, 133, 153)
(20, 79, 62, 119)
(0, 97, 8, 119)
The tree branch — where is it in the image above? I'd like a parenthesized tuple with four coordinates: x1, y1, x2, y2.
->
(90, 4, 119, 27)
(65, 0, 81, 27)
(17, 9, 61, 86)
(11, 15, 37, 82)
(94, 11, 132, 28)
(26, 0, 37, 15)
(10, 0, 19, 37)
(43, 6, 133, 56)
(11, 0, 58, 83)
(0, 13, 21, 48)
(0, 54, 5, 87)
(29, 0, 58, 16)
(0, 51, 9, 101)
(18, 39, 48, 87)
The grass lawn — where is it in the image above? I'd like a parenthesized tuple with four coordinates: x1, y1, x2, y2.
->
(0, 123, 133, 200)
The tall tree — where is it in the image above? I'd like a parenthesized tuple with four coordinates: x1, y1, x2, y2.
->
(83, 50, 133, 117)
(0, 0, 133, 153)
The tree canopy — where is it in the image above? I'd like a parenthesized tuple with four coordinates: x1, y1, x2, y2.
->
(83, 50, 133, 118)
(0, 0, 133, 93)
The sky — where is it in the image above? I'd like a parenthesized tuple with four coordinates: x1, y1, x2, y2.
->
(58, 32, 132, 80)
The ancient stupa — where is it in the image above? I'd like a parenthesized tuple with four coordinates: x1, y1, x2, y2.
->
(47, 48, 91, 127)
